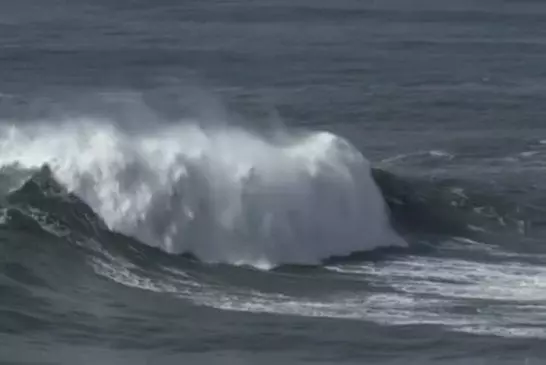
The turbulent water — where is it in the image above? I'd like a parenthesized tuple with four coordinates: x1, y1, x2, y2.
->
(2, 1, 546, 364)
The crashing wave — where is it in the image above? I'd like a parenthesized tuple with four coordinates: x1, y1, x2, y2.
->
(0, 120, 404, 268)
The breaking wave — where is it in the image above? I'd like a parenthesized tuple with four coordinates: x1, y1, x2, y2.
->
(0, 118, 404, 268)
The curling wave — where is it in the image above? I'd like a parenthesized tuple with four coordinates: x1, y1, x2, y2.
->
(0, 119, 404, 268)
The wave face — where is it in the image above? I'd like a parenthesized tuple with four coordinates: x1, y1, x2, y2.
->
(0, 120, 404, 268)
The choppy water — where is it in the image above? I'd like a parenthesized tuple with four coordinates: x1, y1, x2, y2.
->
(2, 1, 546, 364)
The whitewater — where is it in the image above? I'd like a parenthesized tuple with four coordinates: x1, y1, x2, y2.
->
(0, 119, 404, 268)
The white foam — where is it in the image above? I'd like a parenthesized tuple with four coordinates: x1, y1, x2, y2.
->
(379, 149, 454, 165)
(0, 118, 404, 268)
(322, 245, 546, 339)
(329, 256, 546, 302)
(189, 252, 546, 338)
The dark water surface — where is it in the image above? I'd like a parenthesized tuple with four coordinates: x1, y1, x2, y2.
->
(2, 1, 546, 364)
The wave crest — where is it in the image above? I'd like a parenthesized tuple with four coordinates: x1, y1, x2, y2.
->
(0, 119, 404, 268)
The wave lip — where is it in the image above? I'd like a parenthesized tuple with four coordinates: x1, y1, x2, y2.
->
(0, 119, 404, 268)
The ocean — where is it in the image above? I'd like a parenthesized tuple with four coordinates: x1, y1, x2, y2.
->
(1, 0, 546, 364)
